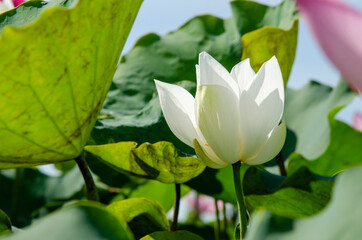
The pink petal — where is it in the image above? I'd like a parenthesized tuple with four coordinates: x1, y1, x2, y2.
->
(186, 193, 223, 214)
(352, 112, 362, 132)
(12, 0, 24, 7)
(297, 0, 362, 93)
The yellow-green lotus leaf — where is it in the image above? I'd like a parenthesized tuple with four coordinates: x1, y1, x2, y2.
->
(241, 19, 298, 86)
(0, 0, 142, 168)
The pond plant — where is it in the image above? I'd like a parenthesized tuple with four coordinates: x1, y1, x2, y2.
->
(0, 0, 361, 239)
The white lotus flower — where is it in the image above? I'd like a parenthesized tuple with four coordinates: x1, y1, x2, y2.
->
(155, 52, 286, 168)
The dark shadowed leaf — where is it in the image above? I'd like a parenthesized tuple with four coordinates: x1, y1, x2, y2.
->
(244, 167, 333, 218)
(107, 198, 169, 240)
(86, 151, 132, 189)
(0, 167, 83, 227)
(245, 166, 362, 240)
(187, 166, 332, 218)
(0, 210, 11, 236)
(140, 230, 204, 240)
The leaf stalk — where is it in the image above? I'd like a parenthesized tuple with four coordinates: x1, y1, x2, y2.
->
(171, 183, 181, 231)
(75, 153, 99, 202)
(276, 151, 287, 176)
(215, 198, 221, 240)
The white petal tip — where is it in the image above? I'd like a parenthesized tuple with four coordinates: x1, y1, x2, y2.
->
(199, 51, 213, 61)
(154, 79, 168, 88)
(199, 51, 208, 56)
(268, 55, 279, 64)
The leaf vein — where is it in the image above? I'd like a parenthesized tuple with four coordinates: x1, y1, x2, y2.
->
(0, 122, 73, 158)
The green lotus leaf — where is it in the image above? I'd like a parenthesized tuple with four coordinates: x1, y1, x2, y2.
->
(140, 231, 204, 240)
(85, 141, 206, 184)
(107, 198, 169, 240)
(241, 19, 298, 85)
(86, 151, 133, 189)
(244, 167, 332, 218)
(0, 209, 11, 236)
(111, 179, 190, 212)
(283, 81, 355, 159)
(288, 107, 362, 176)
(245, 166, 362, 240)
(2, 203, 134, 240)
(0, 0, 142, 168)
(0, 0, 77, 34)
(231, 0, 297, 34)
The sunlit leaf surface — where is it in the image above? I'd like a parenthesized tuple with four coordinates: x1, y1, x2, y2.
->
(0, 0, 142, 168)
(85, 141, 205, 184)
(111, 179, 190, 212)
(242, 19, 298, 85)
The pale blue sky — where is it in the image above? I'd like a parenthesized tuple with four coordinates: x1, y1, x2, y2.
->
(122, 0, 361, 123)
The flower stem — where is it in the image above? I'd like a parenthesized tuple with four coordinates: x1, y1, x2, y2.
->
(214, 198, 221, 240)
(222, 201, 229, 240)
(232, 161, 247, 239)
(171, 183, 181, 231)
(75, 153, 99, 202)
(193, 192, 200, 222)
(276, 152, 287, 176)
(10, 168, 21, 222)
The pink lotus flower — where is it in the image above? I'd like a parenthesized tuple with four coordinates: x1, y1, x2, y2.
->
(187, 193, 223, 215)
(352, 112, 362, 132)
(297, 0, 362, 93)
(0, 0, 24, 13)
(12, 0, 24, 7)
